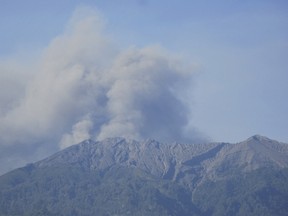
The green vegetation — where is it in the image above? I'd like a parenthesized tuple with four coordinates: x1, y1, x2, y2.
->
(1, 165, 288, 215)
(193, 168, 288, 216)
(0, 165, 198, 216)
(1, 165, 288, 216)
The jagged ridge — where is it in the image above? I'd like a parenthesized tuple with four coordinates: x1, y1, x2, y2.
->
(1, 135, 288, 216)
(35, 135, 288, 187)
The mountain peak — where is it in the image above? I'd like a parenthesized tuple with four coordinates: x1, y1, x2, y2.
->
(221, 134, 288, 170)
(247, 134, 271, 142)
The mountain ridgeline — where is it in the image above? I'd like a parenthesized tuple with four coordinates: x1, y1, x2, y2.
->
(1, 135, 288, 215)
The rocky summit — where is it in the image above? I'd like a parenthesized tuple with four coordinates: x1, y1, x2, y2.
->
(1, 135, 288, 216)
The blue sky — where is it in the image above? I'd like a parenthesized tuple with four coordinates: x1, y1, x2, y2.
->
(1, 0, 288, 145)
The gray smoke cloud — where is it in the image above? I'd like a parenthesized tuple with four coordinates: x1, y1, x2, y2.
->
(0, 7, 206, 174)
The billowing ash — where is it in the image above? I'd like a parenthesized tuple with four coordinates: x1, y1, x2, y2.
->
(0, 7, 206, 174)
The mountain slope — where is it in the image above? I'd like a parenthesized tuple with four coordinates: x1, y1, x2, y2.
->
(203, 135, 288, 180)
(0, 135, 288, 216)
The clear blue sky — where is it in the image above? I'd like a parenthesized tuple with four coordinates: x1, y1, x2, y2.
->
(1, 0, 288, 143)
